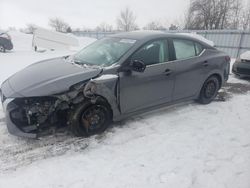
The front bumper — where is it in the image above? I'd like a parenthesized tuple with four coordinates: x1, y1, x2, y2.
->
(1, 96, 37, 138)
(232, 62, 250, 78)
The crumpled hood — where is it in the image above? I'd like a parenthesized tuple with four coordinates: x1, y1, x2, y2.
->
(3, 57, 102, 98)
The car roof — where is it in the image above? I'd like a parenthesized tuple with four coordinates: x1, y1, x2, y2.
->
(110, 31, 168, 40)
(109, 31, 213, 48)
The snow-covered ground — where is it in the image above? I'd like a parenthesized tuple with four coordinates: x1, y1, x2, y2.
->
(0, 32, 250, 188)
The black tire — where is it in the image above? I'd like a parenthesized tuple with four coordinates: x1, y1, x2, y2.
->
(69, 100, 112, 137)
(0, 45, 5, 53)
(197, 76, 220, 104)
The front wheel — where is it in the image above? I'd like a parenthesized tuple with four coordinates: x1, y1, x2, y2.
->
(69, 101, 112, 137)
(197, 76, 220, 104)
(0, 45, 6, 53)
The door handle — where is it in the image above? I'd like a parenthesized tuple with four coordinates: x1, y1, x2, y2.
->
(203, 60, 209, 67)
(164, 69, 172, 76)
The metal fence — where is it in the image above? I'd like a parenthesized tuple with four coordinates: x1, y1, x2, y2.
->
(194, 30, 250, 58)
(73, 31, 116, 39)
(73, 30, 250, 58)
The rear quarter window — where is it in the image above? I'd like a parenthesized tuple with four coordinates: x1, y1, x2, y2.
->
(195, 42, 204, 55)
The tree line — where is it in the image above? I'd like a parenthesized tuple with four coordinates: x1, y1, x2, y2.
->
(21, 1, 250, 34)
(22, 7, 179, 34)
(185, 0, 250, 30)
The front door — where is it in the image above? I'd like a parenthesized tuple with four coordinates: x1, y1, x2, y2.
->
(119, 39, 175, 114)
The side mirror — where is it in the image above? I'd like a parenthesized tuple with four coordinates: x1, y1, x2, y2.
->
(130, 60, 146, 72)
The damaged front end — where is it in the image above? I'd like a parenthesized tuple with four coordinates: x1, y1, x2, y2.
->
(5, 97, 67, 138)
(9, 97, 65, 136)
(3, 84, 87, 138)
(2, 73, 120, 138)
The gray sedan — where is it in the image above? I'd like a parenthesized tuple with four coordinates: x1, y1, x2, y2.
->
(0, 31, 230, 138)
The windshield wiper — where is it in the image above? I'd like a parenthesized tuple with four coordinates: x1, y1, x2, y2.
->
(73, 59, 90, 66)
(73, 59, 83, 65)
(72, 59, 101, 69)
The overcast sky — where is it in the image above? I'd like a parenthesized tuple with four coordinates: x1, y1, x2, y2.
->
(0, 0, 189, 30)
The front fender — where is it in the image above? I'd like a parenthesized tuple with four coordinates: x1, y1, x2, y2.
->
(84, 74, 121, 119)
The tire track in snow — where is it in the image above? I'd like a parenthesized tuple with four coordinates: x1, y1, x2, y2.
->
(0, 129, 90, 172)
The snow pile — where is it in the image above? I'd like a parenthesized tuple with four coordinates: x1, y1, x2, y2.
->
(8, 31, 33, 51)
(7, 31, 96, 52)
(0, 31, 95, 85)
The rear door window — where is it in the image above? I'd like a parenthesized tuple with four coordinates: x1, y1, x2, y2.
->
(173, 39, 196, 60)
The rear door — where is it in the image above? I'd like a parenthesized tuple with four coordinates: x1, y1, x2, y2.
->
(119, 39, 175, 114)
(170, 38, 206, 100)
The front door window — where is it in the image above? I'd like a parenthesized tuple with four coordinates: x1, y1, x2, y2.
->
(131, 40, 169, 66)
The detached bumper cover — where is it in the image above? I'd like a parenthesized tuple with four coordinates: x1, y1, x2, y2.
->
(2, 98, 37, 138)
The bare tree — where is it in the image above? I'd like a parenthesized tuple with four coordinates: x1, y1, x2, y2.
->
(185, 0, 242, 30)
(96, 22, 113, 32)
(8, 27, 16, 31)
(48, 17, 69, 32)
(143, 21, 166, 30)
(169, 24, 179, 30)
(25, 24, 37, 34)
(229, 0, 242, 29)
(117, 7, 137, 31)
(184, 0, 206, 29)
(242, 10, 250, 30)
(66, 26, 72, 33)
(242, 0, 250, 30)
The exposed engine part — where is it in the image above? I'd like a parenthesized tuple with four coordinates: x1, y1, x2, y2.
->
(10, 97, 67, 134)
(24, 100, 55, 125)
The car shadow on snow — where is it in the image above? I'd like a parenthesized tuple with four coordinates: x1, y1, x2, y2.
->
(0, 51, 15, 54)
(216, 82, 250, 101)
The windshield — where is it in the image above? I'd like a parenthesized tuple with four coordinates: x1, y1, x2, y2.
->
(74, 37, 136, 67)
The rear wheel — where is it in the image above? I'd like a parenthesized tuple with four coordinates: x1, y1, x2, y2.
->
(198, 76, 220, 104)
(70, 101, 112, 137)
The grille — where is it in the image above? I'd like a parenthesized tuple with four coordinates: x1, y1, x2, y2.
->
(241, 59, 250, 63)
